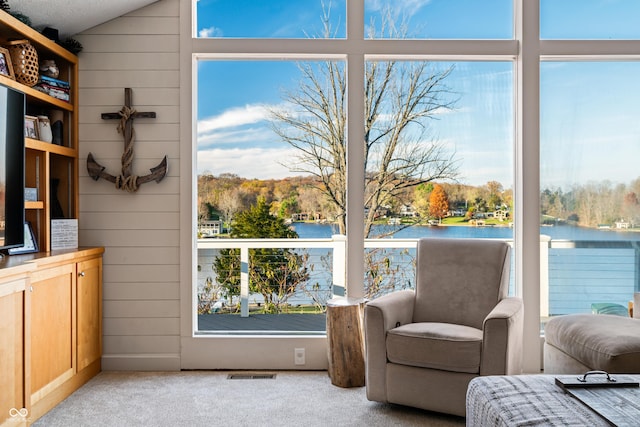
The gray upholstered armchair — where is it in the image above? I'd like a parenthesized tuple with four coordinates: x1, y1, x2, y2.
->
(364, 238, 524, 416)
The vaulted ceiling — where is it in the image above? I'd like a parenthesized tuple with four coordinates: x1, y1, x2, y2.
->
(8, 0, 159, 39)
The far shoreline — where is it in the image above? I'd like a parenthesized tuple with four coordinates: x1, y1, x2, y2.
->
(290, 219, 640, 233)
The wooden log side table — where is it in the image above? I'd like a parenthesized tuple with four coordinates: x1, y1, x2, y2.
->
(326, 297, 366, 388)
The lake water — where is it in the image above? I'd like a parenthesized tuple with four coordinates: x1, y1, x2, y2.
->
(291, 221, 640, 241)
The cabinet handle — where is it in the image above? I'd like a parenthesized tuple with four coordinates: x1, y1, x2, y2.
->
(79, 271, 86, 277)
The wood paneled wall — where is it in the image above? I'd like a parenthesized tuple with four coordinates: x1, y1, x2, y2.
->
(76, 0, 181, 370)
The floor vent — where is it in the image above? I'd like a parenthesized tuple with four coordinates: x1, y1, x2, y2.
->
(227, 373, 276, 380)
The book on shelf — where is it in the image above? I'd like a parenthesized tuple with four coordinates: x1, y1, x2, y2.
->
(33, 84, 70, 102)
(37, 75, 70, 89)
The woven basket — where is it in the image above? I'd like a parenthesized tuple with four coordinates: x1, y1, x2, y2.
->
(7, 39, 39, 87)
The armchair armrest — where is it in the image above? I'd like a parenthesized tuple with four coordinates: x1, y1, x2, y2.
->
(480, 296, 524, 376)
(365, 289, 415, 332)
(364, 289, 415, 402)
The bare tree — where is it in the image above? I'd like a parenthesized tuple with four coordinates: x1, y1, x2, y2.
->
(269, 11, 458, 238)
(485, 180, 504, 210)
(218, 187, 249, 227)
(621, 192, 638, 224)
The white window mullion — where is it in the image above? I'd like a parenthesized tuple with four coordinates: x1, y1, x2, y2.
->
(515, 0, 541, 374)
(345, 52, 365, 299)
(345, 0, 366, 299)
(540, 39, 640, 59)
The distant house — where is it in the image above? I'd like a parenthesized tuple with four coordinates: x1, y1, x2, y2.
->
(494, 209, 510, 221)
(292, 212, 325, 222)
(400, 204, 418, 217)
(199, 220, 223, 237)
(292, 212, 310, 221)
(615, 220, 630, 229)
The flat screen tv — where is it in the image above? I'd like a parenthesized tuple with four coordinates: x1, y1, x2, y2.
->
(0, 83, 25, 252)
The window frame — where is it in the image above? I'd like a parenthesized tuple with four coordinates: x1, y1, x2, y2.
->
(182, 0, 640, 373)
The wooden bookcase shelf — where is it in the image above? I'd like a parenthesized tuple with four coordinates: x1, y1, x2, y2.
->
(1, 14, 102, 426)
(24, 201, 45, 210)
(25, 137, 77, 157)
(0, 76, 74, 111)
(0, 10, 79, 253)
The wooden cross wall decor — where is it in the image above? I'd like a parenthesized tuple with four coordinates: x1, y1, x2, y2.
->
(87, 88, 168, 192)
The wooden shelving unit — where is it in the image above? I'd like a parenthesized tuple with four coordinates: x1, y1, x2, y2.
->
(0, 11, 103, 427)
(0, 10, 78, 253)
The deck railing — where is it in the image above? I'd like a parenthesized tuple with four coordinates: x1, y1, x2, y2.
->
(197, 235, 638, 321)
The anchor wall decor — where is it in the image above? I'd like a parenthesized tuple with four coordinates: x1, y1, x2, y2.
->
(87, 88, 168, 192)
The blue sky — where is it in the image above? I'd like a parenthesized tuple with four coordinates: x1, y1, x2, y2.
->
(195, 0, 640, 190)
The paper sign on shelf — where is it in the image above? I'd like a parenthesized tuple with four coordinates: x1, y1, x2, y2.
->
(51, 219, 78, 249)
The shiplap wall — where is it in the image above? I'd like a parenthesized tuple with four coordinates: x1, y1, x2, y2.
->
(76, 0, 181, 370)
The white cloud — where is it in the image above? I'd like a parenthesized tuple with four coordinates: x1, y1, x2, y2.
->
(198, 26, 224, 38)
(198, 127, 271, 148)
(197, 104, 271, 135)
(196, 102, 303, 151)
(198, 146, 304, 179)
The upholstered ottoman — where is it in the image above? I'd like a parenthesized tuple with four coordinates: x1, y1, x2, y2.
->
(466, 375, 611, 426)
(544, 313, 640, 374)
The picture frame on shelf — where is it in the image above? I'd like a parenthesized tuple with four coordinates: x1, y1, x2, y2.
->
(24, 115, 39, 139)
(8, 222, 39, 255)
(0, 46, 15, 80)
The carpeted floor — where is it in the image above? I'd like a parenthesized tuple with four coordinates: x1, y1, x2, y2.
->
(33, 371, 466, 426)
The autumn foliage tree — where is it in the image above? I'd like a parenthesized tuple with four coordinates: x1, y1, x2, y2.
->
(428, 184, 449, 222)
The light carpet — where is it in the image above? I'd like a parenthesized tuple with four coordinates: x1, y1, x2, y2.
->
(33, 371, 466, 426)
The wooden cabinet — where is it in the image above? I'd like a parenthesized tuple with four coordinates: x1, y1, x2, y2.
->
(29, 263, 75, 406)
(0, 265, 31, 427)
(0, 10, 78, 252)
(76, 257, 103, 372)
(0, 248, 104, 426)
(28, 249, 104, 422)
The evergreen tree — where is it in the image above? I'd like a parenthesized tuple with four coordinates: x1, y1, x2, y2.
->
(213, 198, 308, 313)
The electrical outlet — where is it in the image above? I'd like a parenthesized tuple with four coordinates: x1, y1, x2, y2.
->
(294, 348, 305, 365)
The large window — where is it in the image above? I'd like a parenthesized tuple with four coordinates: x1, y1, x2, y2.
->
(196, 0, 346, 38)
(196, 60, 346, 330)
(365, 0, 513, 39)
(537, 2, 640, 327)
(541, 0, 640, 39)
(189, 0, 640, 370)
(540, 61, 640, 319)
(196, 59, 513, 326)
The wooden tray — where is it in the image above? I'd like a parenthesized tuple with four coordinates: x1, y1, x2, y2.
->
(556, 372, 640, 426)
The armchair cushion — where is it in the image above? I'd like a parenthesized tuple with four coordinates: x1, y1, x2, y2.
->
(413, 238, 510, 329)
(387, 322, 482, 373)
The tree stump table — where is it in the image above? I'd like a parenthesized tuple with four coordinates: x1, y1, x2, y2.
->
(326, 297, 366, 388)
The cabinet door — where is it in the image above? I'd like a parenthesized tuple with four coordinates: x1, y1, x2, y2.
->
(0, 278, 28, 425)
(30, 264, 75, 403)
(77, 257, 102, 372)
